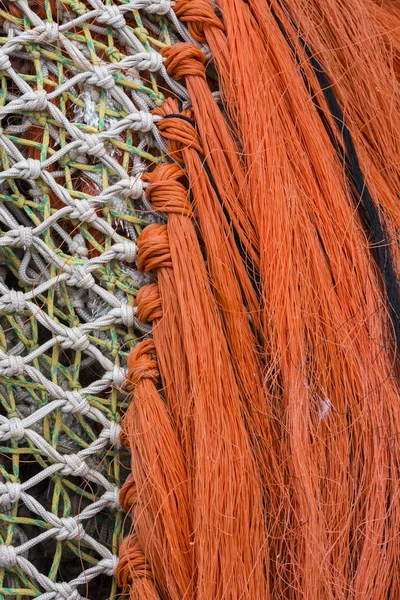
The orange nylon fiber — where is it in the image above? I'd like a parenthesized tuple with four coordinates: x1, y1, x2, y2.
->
(270, 0, 400, 277)
(119, 339, 193, 600)
(160, 43, 260, 270)
(152, 112, 287, 541)
(116, 535, 161, 600)
(116, 1, 400, 598)
(120, 160, 269, 598)
(170, 0, 400, 597)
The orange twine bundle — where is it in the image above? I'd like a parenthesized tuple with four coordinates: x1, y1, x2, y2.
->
(118, 1, 400, 598)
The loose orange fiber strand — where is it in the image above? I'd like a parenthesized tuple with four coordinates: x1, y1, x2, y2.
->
(119, 162, 269, 598)
(119, 0, 400, 599)
(160, 43, 260, 271)
(174, 0, 400, 597)
(118, 339, 193, 600)
(152, 104, 286, 531)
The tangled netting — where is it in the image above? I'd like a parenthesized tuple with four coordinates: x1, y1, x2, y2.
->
(0, 0, 195, 597)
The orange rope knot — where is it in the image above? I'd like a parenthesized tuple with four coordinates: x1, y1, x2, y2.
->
(119, 474, 138, 512)
(127, 339, 158, 387)
(117, 535, 155, 588)
(153, 100, 204, 161)
(135, 284, 163, 323)
(161, 43, 206, 80)
(174, 0, 225, 42)
(137, 224, 172, 272)
(143, 164, 193, 217)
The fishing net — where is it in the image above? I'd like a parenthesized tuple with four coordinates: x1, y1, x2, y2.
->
(0, 1, 193, 597)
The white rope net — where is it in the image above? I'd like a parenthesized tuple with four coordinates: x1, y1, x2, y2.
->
(0, 0, 194, 597)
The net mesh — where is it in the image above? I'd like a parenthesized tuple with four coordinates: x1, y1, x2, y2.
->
(0, 1, 192, 597)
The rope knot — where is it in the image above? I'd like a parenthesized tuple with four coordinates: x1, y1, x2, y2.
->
(0, 50, 11, 71)
(174, 0, 225, 41)
(0, 290, 26, 313)
(0, 416, 25, 441)
(0, 355, 25, 378)
(154, 98, 203, 159)
(135, 284, 162, 322)
(97, 555, 119, 576)
(114, 176, 144, 199)
(34, 22, 60, 43)
(13, 225, 34, 249)
(119, 302, 136, 327)
(124, 111, 155, 132)
(66, 267, 95, 289)
(0, 481, 21, 505)
(96, 5, 126, 28)
(80, 134, 106, 158)
(86, 66, 115, 90)
(61, 454, 91, 478)
(58, 327, 90, 351)
(144, 0, 171, 14)
(63, 391, 91, 416)
(104, 365, 126, 388)
(143, 163, 192, 216)
(127, 339, 158, 386)
(121, 51, 163, 72)
(137, 224, 171, 272)
(100, 420, 122, 447)
(117, 535, 154, 589)
(53, 582, 82, 600)
(161, 43, 206, 80)
(102, 487, 121, 511)
(0, 545, 18, 569)
(56, 517, 83, 541)
(70, 199, 98, 223)
(112, 241, 137, 263)
(13, 159, 42, 180)
(20, 90, 48, 111)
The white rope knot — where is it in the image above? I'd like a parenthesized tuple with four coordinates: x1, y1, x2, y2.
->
(0, 417, 25, 441)
(66, 267, 95, 289)
(0, 355, 25, 377)
(62, 391, 91, 416)
(106, 364, 126, 387)
(58, 327, 90, 351)
(20, 90, 48, 111)
(113, 241, 137, 263)
(0, 290, 26, 313)
(0, 545, 18, 568)
(13, 158, 42, 180)
(144, 0, 171, 14)
(114, 176, 144, 199)
(80, 134, 106, 159)
(100, 420, 121, 447)
(97, 555, 119, 576)
(96, 5, 126, 28)
(55, 517, 83, 541)
(0, 49, 11, 71)
(102, 487, 121, 511)
(125, 111, 155, 132)
(0, 481, 21, 505)
(86, 66, 115, 90)
(61, 454, 91, 478)
(10, 225, 34, 249)
(123, 50, 164, 72)
(70, 199, 98, 222)
(34, 22, 60, 43)
(12, 226, 34, 249)
(53, 581, 82, 600)
(119, 302, 136, 327)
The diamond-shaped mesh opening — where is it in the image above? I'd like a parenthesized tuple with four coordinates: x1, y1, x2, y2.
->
(0, 0, 193, 597)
